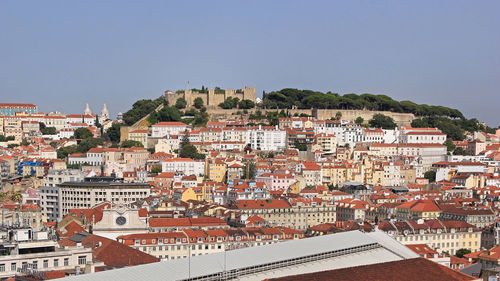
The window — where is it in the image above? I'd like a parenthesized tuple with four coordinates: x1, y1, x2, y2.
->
(64, 258, 69, 266)
(0, 264, 4, 272)
(43, 260, 49, 268)
(78, 256, 86, 265)
(11, 263, 16, 271)
(54, 259, 59, 267)
(32, 261, 38, 270)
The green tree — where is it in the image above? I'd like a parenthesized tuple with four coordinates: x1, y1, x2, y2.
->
(57, 145, 78, 159)
(0, 135, 15, 142)
(121, 140, 144, 148)
(122, 97, 164, 125)
(10, 192, 22, 202)
(355, 116, 364, 126)
(238, 99, 255, 109)
(151, 166, 162, 174)
(193, 97, 204, 109)
(77, 138, 103, 153)
(41, 126, 57, 135)
(444, 139, 456, 152)
(74, 128, 93, 139)
(294, 140, 307, 151)
(106, 123, 123, 143)
(369, 114, 397, 129)
(455, 248, 471, 258)
(95, 115, 101, 128)
(179, 144, 205, 160)
(20, 139, 30, 146)
(335, 111, 342, 120)
(148, 106, 181, 124)
(424, 170, 436, 182)
(242, 162, 257, 180)
(175, 98, 187, 109)
(219, 97, 239, 109)
(453, 147, 468, 156)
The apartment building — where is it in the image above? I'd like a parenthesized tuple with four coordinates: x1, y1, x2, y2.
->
(117, 227, 303, 261)
(246, 125, 286, 151)
(57, 177, 151, 220)
(379, 219, 481, 255)
(151, 122, 189, 138)
(161, 158, 205, 176)
(235, 199, 336, 230)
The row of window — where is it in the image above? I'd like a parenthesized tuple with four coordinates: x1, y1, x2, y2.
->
(0, 257, 74, 272)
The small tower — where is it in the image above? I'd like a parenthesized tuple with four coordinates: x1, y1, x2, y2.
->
(84, 103, 92, 115)
(101, 104, 109, 120)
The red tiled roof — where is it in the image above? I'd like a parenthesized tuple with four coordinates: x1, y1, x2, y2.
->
(152, 122, 188, 126)
(236, 199, 291, 209)
(59, 234, 159, 268)
(265, 258, 477, 281)
(149, 217, 227, 227)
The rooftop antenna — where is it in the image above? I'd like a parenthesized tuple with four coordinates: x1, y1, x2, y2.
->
(186, 81, 190, 91)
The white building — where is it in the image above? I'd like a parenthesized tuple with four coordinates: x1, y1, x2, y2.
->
(151, 122, 189, 138)
(246, 125, 286, 151)
(397, 143, 447, 171)
(40, 169, 86, 221)
(0, 228, 94, 280)
(399, 127, 446, 144)
(57, 177, 151, 220)
(161, 158, 205, 176)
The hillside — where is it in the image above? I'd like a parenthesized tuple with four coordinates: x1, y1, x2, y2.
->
(261, 88, 464, 119)
(119, 88, 496, 141)
(261, 88, 496, 140)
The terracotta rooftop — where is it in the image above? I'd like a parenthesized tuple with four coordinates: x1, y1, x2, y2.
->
(265, 258, 478, 281)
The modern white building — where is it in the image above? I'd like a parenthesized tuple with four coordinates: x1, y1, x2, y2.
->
(40, 169, 86, 221)
(0, 228, 94, 280)
(57, 177, 151, 220)
(246, 125, 286, 151)
(161, 158, 205, 176)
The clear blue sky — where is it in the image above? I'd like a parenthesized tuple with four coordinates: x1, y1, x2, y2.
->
(1, 1, 499, 125)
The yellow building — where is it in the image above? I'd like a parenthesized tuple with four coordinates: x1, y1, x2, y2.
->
(128, 129, 148, 147)
(395, 199, 441, 220)
(313, 133, 337, 153)
(173, 187, 196, 202)
(207, 159, 226, 182)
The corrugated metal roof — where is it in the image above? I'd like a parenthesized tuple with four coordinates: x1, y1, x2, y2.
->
(61, 230, 418, 281)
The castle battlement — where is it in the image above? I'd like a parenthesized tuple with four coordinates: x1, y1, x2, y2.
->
(165, 87, 256, 108)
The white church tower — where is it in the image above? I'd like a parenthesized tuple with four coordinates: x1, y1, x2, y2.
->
(84, 103, 92, 115)
(101, 104, 109, 121)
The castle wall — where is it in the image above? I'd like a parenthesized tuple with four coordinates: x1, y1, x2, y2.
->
(164, 87, 257, 108)
(314, 109, 414, 126)
(205, 108, 414, 127)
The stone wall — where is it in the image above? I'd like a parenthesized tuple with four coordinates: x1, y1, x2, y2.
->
(165, 87, 256, 108)
(313, 109, 415, 126)
(206, 108, 414, 126)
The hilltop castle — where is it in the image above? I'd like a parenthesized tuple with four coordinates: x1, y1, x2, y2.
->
(165, 87, 256, 108)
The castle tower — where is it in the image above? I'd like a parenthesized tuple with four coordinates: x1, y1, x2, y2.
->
(101, 104, 109, 120)
(84, 103, 92, 115)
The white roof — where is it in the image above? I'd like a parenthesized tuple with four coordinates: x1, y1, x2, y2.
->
(61, 230, 418, 281)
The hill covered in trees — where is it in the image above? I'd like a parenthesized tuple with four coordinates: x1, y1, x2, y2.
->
(119, 88, 496, 142)
(262, 88, 497, 140)
(261, 88, 464, 119)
